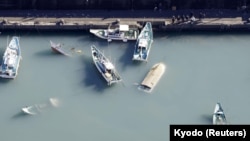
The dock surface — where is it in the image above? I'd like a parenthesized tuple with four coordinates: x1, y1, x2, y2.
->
(0, 10, 250, 31)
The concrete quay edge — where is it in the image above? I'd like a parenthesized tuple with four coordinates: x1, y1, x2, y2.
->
(1, 16, 250, 32)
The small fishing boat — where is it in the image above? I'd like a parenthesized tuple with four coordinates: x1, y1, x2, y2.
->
(213, 102, 228, 125)
(50, 40, 70, 56)
(21, 98, 60, 115)
(91, 45, 122, 86)
(22, 105, 39, 115)
(132, 22, 153, 62)
(90, 24, 139, 42)
(0, 36, 21, 79)
(138, 62, 166, 93)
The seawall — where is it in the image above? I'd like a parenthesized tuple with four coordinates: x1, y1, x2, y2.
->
(1, 10, 250, 32)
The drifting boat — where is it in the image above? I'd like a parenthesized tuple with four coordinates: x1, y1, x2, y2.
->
(0, 36, 21, 79)
(91, 45, 122, 86)
(50, 40, 70, 56)
(213, 102, 227, 125)
(132, 22, 153, 62)
(138, 62, 166, 93)
(90, 24, 139, 42)
(21, 98, 60, 115)
(22, 105, 40, 115)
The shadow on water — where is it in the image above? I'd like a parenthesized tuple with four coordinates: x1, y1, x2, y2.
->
(0, 78, 12, 84)
(11, 111, 31, 119)
(35, 49, 69, 58)
(0, 45, 5, 63)
(118, 41, 146, 70)
(201, 114, 213, 124)
(81, 56, 108, 92)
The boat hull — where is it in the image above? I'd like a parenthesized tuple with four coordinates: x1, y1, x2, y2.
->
(22, 106, 37, 115)
(90, 25, 139, 42)
(21, 98, 59, 115)
(213, 103, 227, 125)
(133, 22, 153, 62)
(50, 40, 70, 56)
(91, 45, 122, 86)
(0, 36, 21, 79)
(139, 62, 166, 93)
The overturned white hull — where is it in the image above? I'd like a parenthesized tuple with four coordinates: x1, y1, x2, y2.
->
(139, 62, 166, 93)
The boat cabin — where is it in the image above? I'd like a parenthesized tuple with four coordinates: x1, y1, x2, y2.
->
(119, 25, 129, 32)
(103, 62, 114, 72)
(137, 39, 148, 51)
(108, 25, 129, 35)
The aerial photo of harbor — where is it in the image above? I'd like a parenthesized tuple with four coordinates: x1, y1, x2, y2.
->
(1, 0, 250, 141)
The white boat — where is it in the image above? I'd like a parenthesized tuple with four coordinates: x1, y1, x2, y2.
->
(21, 98, 60, 115)
(132, 22, 153, 62)
(22, 105, 40, 115)
(0, 36, 21, 79)
(91, 45, 122, 86)
(50, 40, 70, 56)
(213, 102, 227, 125)
(90, 24, 139, 42)
(138, 62, 166, 93)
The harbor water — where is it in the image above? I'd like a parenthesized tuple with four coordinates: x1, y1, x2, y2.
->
(0, 30, 250, 141)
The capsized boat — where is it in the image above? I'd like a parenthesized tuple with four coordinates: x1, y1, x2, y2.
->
(90, 24, 139, 42)
(138, 62, 166, 93)
(91, 45, 122, 86)
(50, 40, 71, 56)
(213, 102, 227, 125)
(0, 36, 21, 79)
(132, 22, 153, 62)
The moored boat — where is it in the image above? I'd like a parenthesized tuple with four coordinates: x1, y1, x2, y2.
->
(0, 36, 21, 79)
(132, 22, 153, 62)
(91, 45, 122, 86)
(50, 40, 70, 56)
(213, 102, 227, 125)
(90, 24, 139, 42)
(138, 62, 166, 93)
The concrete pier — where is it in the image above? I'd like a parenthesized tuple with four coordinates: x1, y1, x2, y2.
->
(0, 10, 250, 32)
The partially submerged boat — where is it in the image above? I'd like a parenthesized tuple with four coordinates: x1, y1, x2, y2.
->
(213, 102, 227, 125)
(91, 45, 122, 86)
(138, 62, 166, 93)
(22, 98, 60, 115)
(22, 105, 40, 115)
(90, 24, 139, 42)
(132, 22, 153, 62)
(0, 36, 21, 79)
(50, 40, 71, 56)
